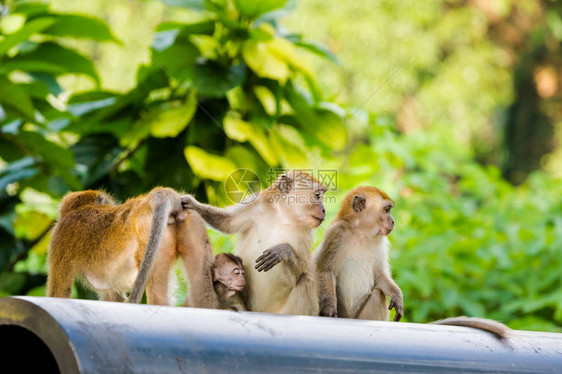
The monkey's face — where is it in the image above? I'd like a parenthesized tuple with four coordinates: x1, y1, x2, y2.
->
(213, 257, 245, 293)
(289, 186, 327, 228)
(269, 173, 327, 228)
(352, 191, 395, 236)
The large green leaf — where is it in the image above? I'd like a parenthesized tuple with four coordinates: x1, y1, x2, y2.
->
(0, 77, 35, 119)
(192, 60, 246, 98)
(147, 96, 197, 138)
(41, 15, 120, 43)
(9, 43, 99, 83)
(242, 40, 289, 83)
(223, 117, 278, 166)
(234, 0, 289, 18)
(12, 3, 50, 18)
(152, 40, 200, 80)
(0, 17, 55, 57)
(184, 146, 237, 181)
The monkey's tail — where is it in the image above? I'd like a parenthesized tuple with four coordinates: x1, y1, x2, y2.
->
(127, 197, 172, 303)
(431, 316, 510, 339)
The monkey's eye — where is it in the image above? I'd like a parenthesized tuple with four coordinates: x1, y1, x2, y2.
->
(242, 270, 245, 274)
(384, 206, 391, 213)
(234, 269, 240, 274)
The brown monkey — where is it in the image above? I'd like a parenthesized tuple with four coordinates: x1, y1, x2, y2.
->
(47, 187, 218, 308)
(183, 171, 327, 315)
(315, 186, 404, 321)
(212, 253, 247, 311)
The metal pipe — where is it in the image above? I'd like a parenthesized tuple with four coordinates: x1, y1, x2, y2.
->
(0, 296, 561, 373)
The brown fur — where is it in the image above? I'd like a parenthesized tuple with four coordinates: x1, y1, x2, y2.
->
(183, 171, 327, 315)
(315, 186, 403, 321)
(212, 253, 247, 311)
(47, 187, 218, 308)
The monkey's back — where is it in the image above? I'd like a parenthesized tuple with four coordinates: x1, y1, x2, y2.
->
(49, 195, 149, 271)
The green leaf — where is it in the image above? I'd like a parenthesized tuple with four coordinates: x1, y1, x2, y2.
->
(153, 40, 200, 79)
(160, 0, 208, 11)
(0, 159, 40, 192)
(156, 20, 215, 36)
(18, 132, 82, 189)
(0, 77, 35, 119)
(295, 40, 341, 65)
(223, 117, 278, 166)
(192, 60, 246, 98)
(253, 85, 277, 116)
(10, 43, 100, 83)
(41, 15, 120, 43)
(146, 96, 197, 138)
(0, 60, 66, 75)
(0, 17, 55, 57)
(242, 40, 289, 83)
(12, 3, 50, 18)
(184, 146, 237, 181)
(234, 0, 289, 18)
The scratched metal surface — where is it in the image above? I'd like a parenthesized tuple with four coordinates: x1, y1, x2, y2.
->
(0, 296, 561, 373)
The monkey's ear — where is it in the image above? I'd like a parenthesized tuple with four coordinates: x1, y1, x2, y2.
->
(352, 195, 367, 213)
(212, 266, 220, 282)
(277, 174, 293, 194)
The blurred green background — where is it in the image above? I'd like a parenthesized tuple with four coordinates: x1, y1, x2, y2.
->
(0, 0, 561, 332)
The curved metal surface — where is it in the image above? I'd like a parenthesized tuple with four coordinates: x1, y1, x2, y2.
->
(0, 296, 561, 373)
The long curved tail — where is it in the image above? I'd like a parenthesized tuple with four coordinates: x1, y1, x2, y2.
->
(432, 316, 510, 338)
(127, 198, 172, 303)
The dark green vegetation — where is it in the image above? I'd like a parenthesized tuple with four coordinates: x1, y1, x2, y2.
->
(0, 0, 560, 332)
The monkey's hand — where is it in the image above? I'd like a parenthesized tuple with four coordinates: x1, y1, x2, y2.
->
(388, 294, 404, 322)
(319, 297, 338, 318)
(180, 195, 198, 210)
(255, 244, 292, 272)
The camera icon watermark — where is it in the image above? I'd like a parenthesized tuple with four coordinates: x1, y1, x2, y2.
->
(224, 168, 262, 204)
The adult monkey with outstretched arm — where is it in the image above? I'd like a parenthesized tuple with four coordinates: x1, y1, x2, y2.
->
(47, 187, 218, 307)
(183, 171, 327, 315)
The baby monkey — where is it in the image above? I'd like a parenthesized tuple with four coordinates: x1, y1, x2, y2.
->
(212, 253, 247, 311)
(315, 186, 404, 321)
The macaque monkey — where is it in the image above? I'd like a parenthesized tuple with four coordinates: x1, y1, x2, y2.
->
(212, 253, 247, 311)
(315, 186, 404, 321)
(47, 187, 218, 308)
(183, 171, 327, 315)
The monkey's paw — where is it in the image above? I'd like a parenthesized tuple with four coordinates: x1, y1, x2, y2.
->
(319, 303, 337, 318)
(388, 295, 404, 322)
(181, 195, 197, 210)
(255, 248, 282, 272)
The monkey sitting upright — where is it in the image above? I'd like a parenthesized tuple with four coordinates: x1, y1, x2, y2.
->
(212, 253, 247, 311)
(315, 186, 404, 321)
(183, 171, 327, 315)
(47, 187, 218, 308)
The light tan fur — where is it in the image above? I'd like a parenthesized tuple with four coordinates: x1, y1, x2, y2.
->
(432, 316, 510, 338)
(46, 187, 218, 308)
(183, 171, 327, 315)
(315, 186, 404, 321)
